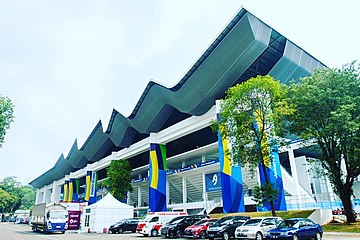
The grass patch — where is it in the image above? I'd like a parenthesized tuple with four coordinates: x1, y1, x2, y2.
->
(322, 221, 360, 233)
(209, 209, 315, 219)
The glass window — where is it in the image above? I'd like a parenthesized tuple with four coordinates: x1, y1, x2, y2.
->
(244, 219, 261, 226)
(149, 217, 159, 223)
(85, 215, 90, 227)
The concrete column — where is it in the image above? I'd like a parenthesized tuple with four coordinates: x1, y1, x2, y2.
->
(201, 156, 206, 163)
(288, 147, 300, 196)
(182, 176, 187, 204)
(137, 185, 142, 207)
(202, 172, 207, 201)
(127, 191, 131, 205)
(42, 186, 50, 203)
(166, 179, 170, 205)
(35, 189, 42, 204)
(51, 181, 61, 202)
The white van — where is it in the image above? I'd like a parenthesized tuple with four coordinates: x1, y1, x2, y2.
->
(137, 212, 188, 237)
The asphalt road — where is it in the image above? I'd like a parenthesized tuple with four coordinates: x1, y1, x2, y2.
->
(1, 223, 359, 240)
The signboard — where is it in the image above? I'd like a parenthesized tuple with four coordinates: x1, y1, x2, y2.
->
(205, 172, 222, 192)
(67, 210, 81, 230)
(90, 171, 97, 197)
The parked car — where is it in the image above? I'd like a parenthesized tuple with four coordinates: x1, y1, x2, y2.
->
(183, 218, 217, 239)
(160, 214, 209, 238)
(235, 217, 282, 240)
(265, 218, 323, 240)
(109, 218, 139, 233)
(137, 212, 188, 236)
(207, 215, 250, 240)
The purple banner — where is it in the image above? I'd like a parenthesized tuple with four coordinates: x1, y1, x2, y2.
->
(67, 210, 81, 230)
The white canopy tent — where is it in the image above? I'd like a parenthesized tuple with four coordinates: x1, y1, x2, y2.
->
(82, 193, 134, 233)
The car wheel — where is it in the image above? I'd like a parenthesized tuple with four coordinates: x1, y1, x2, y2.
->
(222, 231, 230, 240)
(150, 229, 158, 237)
(315, 232, 322, 240)
(293, 234, 299, 240)
(256, 232, 263, 240)
(209, 238, 214, 240)
(118, 228, 123, 234)
(61, 231, 65, 234)
(175, 229, 183, 238)
(200, 230, 207, 239)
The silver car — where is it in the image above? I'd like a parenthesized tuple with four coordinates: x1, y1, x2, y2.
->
(235, 217, 282, 240)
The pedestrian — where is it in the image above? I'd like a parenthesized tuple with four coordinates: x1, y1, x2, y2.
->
(1, 213, 4, 222)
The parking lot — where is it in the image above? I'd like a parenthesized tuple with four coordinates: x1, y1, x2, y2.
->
(1, 222, 360, 240)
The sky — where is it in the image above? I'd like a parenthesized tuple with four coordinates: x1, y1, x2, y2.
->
(0, 0, 359, 185)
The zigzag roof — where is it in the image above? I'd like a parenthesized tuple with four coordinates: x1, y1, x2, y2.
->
(29, 8, 324, 188)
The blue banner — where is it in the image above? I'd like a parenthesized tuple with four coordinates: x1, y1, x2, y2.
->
(205, 172, 222, 192)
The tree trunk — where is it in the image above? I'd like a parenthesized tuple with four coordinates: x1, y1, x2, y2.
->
(339, 184, 356, 223)
(270, 199, 276, 216)
(261, 163, 276, 216)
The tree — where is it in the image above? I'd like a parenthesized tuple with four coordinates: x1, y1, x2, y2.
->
(0, 95, 14, 147)
(284, 62, 360, 223)
(19, 186, 36, 210)
(0, 177, 35, 212)
(102, 159, 133, 201)
(213, 75, 289, 216)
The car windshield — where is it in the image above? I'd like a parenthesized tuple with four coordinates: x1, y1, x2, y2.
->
(277, 220, 299, 229)
(243, 219, 262, 226)
(216, 217, 233, 225)
(194, 219, 208, 226)
(116, 219, 126, 224)
(170, 217, 184, 224)
(50, 211, 67, 219)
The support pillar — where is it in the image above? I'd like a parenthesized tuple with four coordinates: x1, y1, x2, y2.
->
(137, 186, 142, 207)
(182, 176, 187, 204)
(36, 189, 42, 204)
(149, 133, 167, 212)
(42, 186, 50, 203)
(288, 147, 300, 196)
(202, 172, 208, 202)
(51, 181, 61, 202)
(216, 100, 245, 213)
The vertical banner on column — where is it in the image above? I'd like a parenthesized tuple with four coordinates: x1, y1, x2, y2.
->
(254, 116, 286, 211)
(89, 171, 98, 204)
(149, 143, 167, 212)
(63, 180, 69, 202)
(84, 171, 91, 202)
(258, 144, 287, 211)
(70, 178, 79, 202)
(68, 179, 74, 202)
(216, 105, 245, 213)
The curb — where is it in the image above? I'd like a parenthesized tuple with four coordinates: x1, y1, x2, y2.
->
(324, 232, 360, 236)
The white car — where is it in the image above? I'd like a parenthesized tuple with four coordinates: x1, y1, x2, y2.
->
(235, 217, 282, 240)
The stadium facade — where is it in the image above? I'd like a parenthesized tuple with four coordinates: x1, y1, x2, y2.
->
(30, 8, 343, 215)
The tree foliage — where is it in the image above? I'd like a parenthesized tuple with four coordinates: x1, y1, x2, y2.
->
(284, 62, 360, 223)
(102, 159, 133, 201)
(213, 75, 289, 216)
(0, 177, 35, 212)
(0, 95, 14, 147)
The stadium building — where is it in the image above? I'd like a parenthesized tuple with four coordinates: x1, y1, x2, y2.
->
(30, 8, 344, 215)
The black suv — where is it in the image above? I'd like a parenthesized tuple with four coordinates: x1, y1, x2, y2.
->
(160, 214, 208, 238)
(109, 218, 139, 234)
(206, 215, 250, 240)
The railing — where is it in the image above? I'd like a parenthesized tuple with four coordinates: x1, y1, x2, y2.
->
(285, 193, 342, 210)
